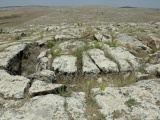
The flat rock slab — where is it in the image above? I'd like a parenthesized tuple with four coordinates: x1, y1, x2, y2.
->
(1, 93, 87, 120)
(55, 34, 75, 40)
(88, 49, 119, 73)
(66, 92, 86, 120)
(52, 55, 77, 74)
(29, 80, 65, 96)
(116, 34, 148, 50)
(145, 63, 160, 74)
(0, 44, 27, 68)
(92, 80, 160, 120)
(107, 47, 140, 71)
(58, 40, 85, 51)
(28, 70, 55, 83)
(82, 52, 100, 75)
(0, 70, 30, 99)
(1, 94, 68, 120)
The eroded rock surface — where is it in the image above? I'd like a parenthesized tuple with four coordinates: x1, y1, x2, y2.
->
(88, 49, 119, 73)
(92, 80, 160, 120)
(52, 55, 77, 74)
(0, 70, 30, 99)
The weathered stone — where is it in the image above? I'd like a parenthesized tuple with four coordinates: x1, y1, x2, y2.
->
(0, 44, 27, 70)
(27, 70, 55, 83)
(55, 34, 75, 40)
(58, 40, 85, 54)
(135, 72, 149, 80)
(66, 92, 87, 120)
(0, 70, 30, 99)
(107, 47, 140, 71)
(145, 64, 160, 74)
(116, 34, 148, 50)
(88, 49, 119, 73)
(36, 57, 48, 72)
(92, 80, 160, 120)
(1, 95, 69, 120)
(94, 33, 110, 42)
(82, 52, 100, 75)
(52, 55, 77, 74)
(29, 80, 64, 96)
(37, 50, 47, 61)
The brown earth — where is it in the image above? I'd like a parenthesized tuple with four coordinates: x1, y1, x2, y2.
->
(0, 5, 160, 27)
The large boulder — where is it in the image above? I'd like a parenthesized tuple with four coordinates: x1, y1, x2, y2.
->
(92, 80, 160, 120)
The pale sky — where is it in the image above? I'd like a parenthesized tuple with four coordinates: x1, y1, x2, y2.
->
(0, 0, 159, 8)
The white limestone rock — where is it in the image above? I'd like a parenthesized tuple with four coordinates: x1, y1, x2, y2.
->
(27, 70, 55, 83)
(92, 80, 160, 120)
(116, 34, 149, 50)
(107, 47, 140, 71)
(0, 70, 30, 99)
(52, 55, 77, 74)
(82, 52, 100, 75)
(29, 80, 64, 96)
(88, 49, 119, 73)
(55, 34, 75, 40)
(0, 44, 27, 68)
(1, 94, 69, 120)
(36, 57, 48, 72)
(66, 92, 87, 120)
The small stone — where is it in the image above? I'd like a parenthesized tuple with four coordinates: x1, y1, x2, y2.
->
(97, 78, 103, 84)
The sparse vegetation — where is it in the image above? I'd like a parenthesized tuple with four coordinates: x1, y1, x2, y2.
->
(125, 98, 137, 108)
(0, 47, 5, 52)
(46, 41, 56, 48)
(94, 41, 102, 49)
(112, 110, 122, 119)
(49, 48, 61, 57)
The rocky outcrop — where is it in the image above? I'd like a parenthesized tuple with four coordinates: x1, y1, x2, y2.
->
(92, 80, 160, 120)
